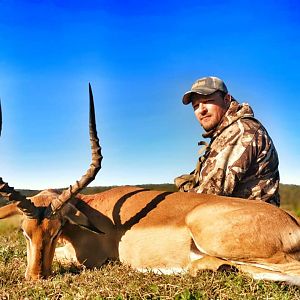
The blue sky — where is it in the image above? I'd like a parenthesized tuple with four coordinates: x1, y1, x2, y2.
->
(0, 0, 299, 189)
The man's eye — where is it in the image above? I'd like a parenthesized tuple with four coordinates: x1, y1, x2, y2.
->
(193, 105, 199, 110)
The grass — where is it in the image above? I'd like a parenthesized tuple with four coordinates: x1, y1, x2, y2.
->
(0, 221, 300, 299)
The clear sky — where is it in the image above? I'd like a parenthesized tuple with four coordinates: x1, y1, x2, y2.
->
(0, 0, 299, 190)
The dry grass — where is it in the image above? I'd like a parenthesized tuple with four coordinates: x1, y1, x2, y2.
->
(0, 221, 300, 299)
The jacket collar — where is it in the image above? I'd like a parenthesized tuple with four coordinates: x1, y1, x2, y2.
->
(202, 100, 254, 139)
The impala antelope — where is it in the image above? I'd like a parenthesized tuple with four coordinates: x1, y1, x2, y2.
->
(0, 85, 300, 286)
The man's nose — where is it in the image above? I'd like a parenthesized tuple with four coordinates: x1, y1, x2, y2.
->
(198, 103, 207, 114)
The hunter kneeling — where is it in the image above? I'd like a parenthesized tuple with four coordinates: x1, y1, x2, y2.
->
(175, 76, 280, 206)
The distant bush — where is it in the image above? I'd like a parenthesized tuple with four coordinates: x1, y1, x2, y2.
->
(279, 184, 300, 214)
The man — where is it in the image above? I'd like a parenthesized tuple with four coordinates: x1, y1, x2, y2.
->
(175, 76, 280, 206)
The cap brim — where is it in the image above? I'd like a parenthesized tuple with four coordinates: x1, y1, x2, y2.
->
(182, 88, 217, 105)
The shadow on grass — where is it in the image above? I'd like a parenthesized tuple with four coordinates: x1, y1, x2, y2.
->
(53, 261, 84, 276)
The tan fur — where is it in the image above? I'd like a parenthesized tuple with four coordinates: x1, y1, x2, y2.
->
(2, 185, 299, 284)
(0, 203, 22, 218)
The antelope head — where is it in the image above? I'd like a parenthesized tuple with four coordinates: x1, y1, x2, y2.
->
(0, 84, 103, 280)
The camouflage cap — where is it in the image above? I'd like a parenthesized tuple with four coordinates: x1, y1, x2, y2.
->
(182, 76, 228, 105)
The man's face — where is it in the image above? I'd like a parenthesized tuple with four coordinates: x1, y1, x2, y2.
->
(191, 92, 230, 132)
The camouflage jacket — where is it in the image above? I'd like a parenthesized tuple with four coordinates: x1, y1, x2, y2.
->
(175, 100, 280, 206)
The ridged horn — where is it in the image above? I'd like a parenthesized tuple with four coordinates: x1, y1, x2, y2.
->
(0, 178, 38, 217)
(0, 102, 38, 217)
(49, 83, 102, 214)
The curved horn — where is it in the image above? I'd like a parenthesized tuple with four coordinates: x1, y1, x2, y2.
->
(49, 83, 103, 214)
(0, 103, 38, 217)
(0, 178, 38, 217)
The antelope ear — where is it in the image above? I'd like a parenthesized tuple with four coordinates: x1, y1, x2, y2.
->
(61, 203, 105, 235)
(0, 203, 23, 219)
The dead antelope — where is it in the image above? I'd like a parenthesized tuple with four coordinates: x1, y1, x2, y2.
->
(1, 86, 300, 286)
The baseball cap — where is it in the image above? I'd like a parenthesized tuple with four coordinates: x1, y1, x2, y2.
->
(182, 76, 228, 105)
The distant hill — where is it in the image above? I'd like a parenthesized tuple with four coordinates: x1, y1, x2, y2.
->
(278, 184, 300, 213)
(1, 183, 299, 214)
